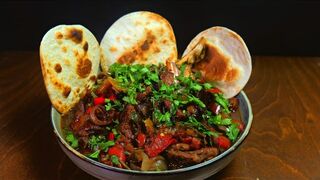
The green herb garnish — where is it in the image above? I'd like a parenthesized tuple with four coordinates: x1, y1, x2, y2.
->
(226, 123, 240, 142)
(111, 155, 120, 165)
(65, 131, 78, 148)
(89, 150, 100, 159)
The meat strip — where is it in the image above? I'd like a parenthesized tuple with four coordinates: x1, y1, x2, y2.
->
(119, 105, 135, 140)
(160, 69, 174, 85)
(167, 147, 218, 164)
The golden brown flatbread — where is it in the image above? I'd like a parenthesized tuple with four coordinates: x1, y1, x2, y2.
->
(40, 25, 100, 114)
(182, 26, 252, 98)
(100, 11, 178, 72)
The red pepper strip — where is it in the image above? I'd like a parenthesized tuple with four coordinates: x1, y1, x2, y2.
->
(108, 144, 126, 162)
(108, 94, 117, 101)
(108, 132, 115, 141)
(214, 136, 231, 150)
(145, 133, 176, 158)
(208, 88, 222, 94)
(136, 133, 146, 148)
(181, 136, 193, 144)
(190, 137, 201, 150)
(233, 119, 244, 132)
(86, 106, 93, 114)
(94, 97, 105, 105)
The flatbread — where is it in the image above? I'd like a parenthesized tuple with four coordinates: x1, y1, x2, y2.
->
(182, 26, 252, 98)
(40, 25, 100, 114)
(100, 11, 177, 72)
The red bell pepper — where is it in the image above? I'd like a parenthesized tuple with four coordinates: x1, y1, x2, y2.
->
(86, 106, 92, 114)
(214, 135, 231, 150)
(190, 137, 201, 150)
(208, 88, 222, 94)
(94, 96, 105, 105)
(108, 132, 115, 141)
(108, 94, 117, 101)
(108, 144, 126, 162)
(136, 133, 146, 148)
(145, 133, 176, 158)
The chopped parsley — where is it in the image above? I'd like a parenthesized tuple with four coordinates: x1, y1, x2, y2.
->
(88, 135, 115, 152)
(89, 150, 100, 159)
(111, 155, 120, 165)
(107, 63, 240, 145)
(208, 114, 232, 126)
(214, 93, 230, 113)
(226, 123, 240, 142)
(65, 131, 78, 149)
(153, 109, 172, 127)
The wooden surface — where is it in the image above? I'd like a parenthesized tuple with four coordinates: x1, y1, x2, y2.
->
(0, 52, 319, 179)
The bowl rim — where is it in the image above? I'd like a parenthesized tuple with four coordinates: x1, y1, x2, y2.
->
(51, 90, 253, 175)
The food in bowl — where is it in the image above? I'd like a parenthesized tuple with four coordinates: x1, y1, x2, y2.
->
(40, 11, 251, 174)
(61, 62, 244, 171)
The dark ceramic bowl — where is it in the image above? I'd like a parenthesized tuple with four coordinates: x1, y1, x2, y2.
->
(51, 91, 253, 180)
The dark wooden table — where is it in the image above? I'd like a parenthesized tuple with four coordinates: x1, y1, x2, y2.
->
(0, 52, 319, 179)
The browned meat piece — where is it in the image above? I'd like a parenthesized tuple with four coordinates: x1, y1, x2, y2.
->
(78, 136, 89, 148)
(217, 125, 227, 132)
(137, 103, 151, 117)
(136, 86, 152, 102)
(186, 105, 198, 115)
(163, 99, 171, 110)
(229, 97, 239, 112)
(167, 147, 218, 164)
(171, 143, 191, 151)
(105, 109, 120, 122)
(70, 114, 90, 131)
(209, 103, 221, 115)
(136, 93, 146, 102)
(76, 123, 104, 137)
(120, 121, 133, 140)
(174, 125, 202, 140)
(95, 78, 112, 96)
(197, 90, 214, 106)
(160, 69, 174, 85)
(145, 86, 152, 94)
(119, 105, 136, 140)
(175, 109, 186, 120)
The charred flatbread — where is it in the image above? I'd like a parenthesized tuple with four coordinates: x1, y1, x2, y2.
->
(182, 26, 252, 98)
(40, 25, 100, 114)
(100, 11, 178, 72)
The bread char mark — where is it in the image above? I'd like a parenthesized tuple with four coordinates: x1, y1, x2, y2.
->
(54, 63, 62, 73)
(66, 28, 83, 44)
(62, 86, 71, 98)
(194, 43, 239, 83)
(83, 42, 88, 52)
(76, 58, 92, 78)
(117, 30, 160, 64)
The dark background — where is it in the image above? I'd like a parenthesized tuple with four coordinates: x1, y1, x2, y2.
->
(1, 0, 320, 56)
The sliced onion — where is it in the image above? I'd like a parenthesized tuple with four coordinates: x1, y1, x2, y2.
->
(89, 105, 109, 125)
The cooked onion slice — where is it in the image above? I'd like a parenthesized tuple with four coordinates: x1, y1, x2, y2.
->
(89, 105, 110, 125)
